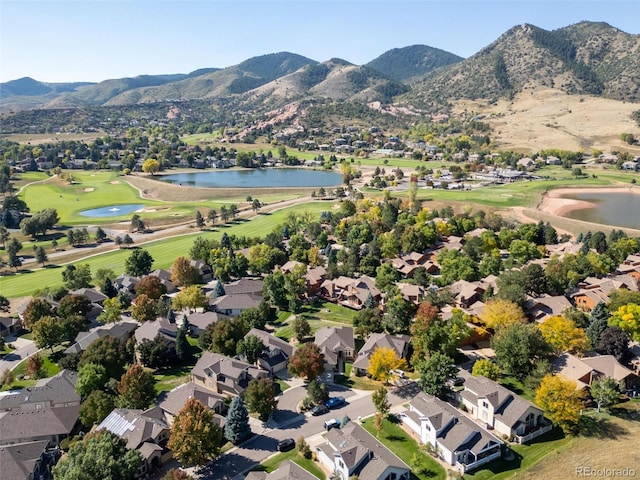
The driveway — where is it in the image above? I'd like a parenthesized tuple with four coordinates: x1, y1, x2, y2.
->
(197, 388, 377, 480)
(0, 336, 37, 372)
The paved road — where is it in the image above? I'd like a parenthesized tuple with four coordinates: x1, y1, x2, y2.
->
(0, 337, 37, 372)
(195, 381, 420, 480)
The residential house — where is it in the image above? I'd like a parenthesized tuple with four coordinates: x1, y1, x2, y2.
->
(0, 315, 21, 338)
(134, 318, 177, 361)
(352, 333, 410, 376)
(570, 276, 637, 311)
(223, 278, 264, 296)
(64, 319, 138, 355)
(450, 280, 488, 309)
(243, 328, 295, 374)
(315, 422, 411, 480)
(320, 276, 381, 310)
(315, 326, 355, 374)
(245, 460, 319, 480)
(391, 252, 439, 278)
(457, 375, 551, 443)
(98, 407, 171, 477)
(400, 393, 503, 473)
(551, 353, 640, 395)
(184, 311, 230, 337)
(190, 259, 213, 282)
(113, 274, 140, 296)
(148, 269, 177, 294)
(525, 294, 572, 323)
(0, 440, 60, 480)
(156, 381, 226, 426)
(306, 266, 327, 296)
(0, 370, 80, 447)
(191, 352, 268, 396)
(396, 283, 425, 305)
(210, 292, 262, 317)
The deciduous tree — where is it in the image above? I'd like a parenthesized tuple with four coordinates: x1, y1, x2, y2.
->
(539, 315, 590, 355)
(172, 285, 208, 311)
(117, 364, 156, 409)
(417, 352, 457, 398)
(79, 335, 128, 380)
(472, 359, 501, 381)
(135, 275, 167, 299)
(131, 294, 158, 322)
(236, 335, 265, 364)
(595, 326, 631, 362)
(292, 316, 311, 342)
(372, 385, 390, 417)
(535, 374, 583, 433)
(76, 363, 108, 398)
(79, 390, 115, 427)
(288, 342, 324, 381)
(208, 317, 247, 356)
(609, 303, 640, 341)
(52, 430, 141, 480)
(590, 377, 620, 412)
(367, 347, 407, 384)
(492, 324, 551, 379)
(124, 248, 154, 276)
(244, 378, 278, 421)
(481, 298, 526, 332)
(31, 315, 65, 351)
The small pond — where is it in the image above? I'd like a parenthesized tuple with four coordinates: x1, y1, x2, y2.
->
(158, 168, 342, 188)
(79, 204, 145, 218)
(562, 192, 640, 229)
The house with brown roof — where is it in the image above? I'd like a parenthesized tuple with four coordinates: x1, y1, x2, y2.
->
(391, 252, 439, 278)
(97, 407, 171, 477)
(395, 283, 425, 305)
(457, 375, 551, 443)
(525, 294, 572, 323)
(244, 328, 295, 374)
(184, 311, 230, 337)
(315, 326, 355, 374)
(352, 333, 410, 376)
(245, 460, 319, 480)
(210, 292, 262, 316)
(450, 280, 488, 308)
(0, 370, 80, 447)
(191, 352, 268, 397)
(315, 422, 410, 480)
(400, 392, 503, 473)
(0, 440, 60, 480)
(551, 353, 640, 394)
(320, 276, 382, 310)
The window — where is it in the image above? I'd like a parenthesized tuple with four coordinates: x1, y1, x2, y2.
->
(482, 401, 488, 408)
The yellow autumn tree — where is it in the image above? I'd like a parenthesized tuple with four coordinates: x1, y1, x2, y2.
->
(480, 298, 527, 332)
(609, 303, 640, 341)
(539, 315, 590, 355)
(367, 347, 407, 384)
(141, 158, 160, 175)
(535, 374, 583, 433)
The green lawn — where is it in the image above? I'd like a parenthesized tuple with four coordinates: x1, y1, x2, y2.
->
(273, 300, 359, 342)
(462, 428, 571, 480)
(2, 347, 63, 391)
(0, 202, 329, 298)
(153, 364, 194, 394)
(253, 449, 326, 479)
(361, 417, 447, 480)
(499, 376, 535, 403)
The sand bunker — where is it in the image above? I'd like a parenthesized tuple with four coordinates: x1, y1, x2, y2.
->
(109, 181, 121, 184)
(83, 187, 94, 192)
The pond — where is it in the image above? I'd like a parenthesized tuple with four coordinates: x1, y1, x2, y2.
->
(158, 168, 343, 188)
(562, 192, 640, 229)
(79, 204, 145, 218)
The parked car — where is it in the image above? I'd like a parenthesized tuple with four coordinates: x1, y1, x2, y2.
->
(324, 418, 341, 430)
(277, 438, 295, 452)
(325, 396, 346, 409)
(310, 404, 329, 416)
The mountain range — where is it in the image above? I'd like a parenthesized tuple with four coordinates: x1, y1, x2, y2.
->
(1, 21, 638, 114)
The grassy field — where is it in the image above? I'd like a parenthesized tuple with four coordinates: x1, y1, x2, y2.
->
(274, 300, 359, 342)
(1, 346, 63, 391)
(361, 417, 447, 480)
(513, 402, 640, 480)
(0, 202, 330, 298)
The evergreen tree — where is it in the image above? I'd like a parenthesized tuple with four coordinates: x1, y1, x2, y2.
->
(587, 301, 610, 347)
(195, 210, 204, 228)
(224, 396, 251, 444)
(211, 280, 225, 299)
(175, 327, 191, 363)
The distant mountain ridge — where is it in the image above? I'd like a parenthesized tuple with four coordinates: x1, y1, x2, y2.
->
(365, 44, 463, 81)
(1, 22, 638, 114)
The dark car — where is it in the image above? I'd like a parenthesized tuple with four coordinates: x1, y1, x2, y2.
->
(277, 438, 295, 452)
(325, 396, 346, 409)
(310, 404, 330, 416)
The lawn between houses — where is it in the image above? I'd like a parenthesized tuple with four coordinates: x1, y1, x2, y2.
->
(0, 201, 330, 298)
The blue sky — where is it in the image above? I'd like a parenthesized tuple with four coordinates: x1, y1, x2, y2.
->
(1, 0, 638, 83)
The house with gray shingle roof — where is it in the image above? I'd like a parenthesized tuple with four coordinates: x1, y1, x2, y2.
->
(191, 352, 268, 397)
(184, 311, 230, 337)
(156, 381, 226, 428)
(64, 319, 138, 355)
(314, 326, 355, 374)
(315, 422, 410, 480)
(134, 318, 177, 362)
(0, 440, 60, 480)
(244, 328, 295, 374)
(458, 375, 551, 443)
(97, 407, 170, 477)
(401, 392, 502, 473)
(245, 460, 320, 480)
(352, 333, 410, 376)
(0, 370, 80, 447)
